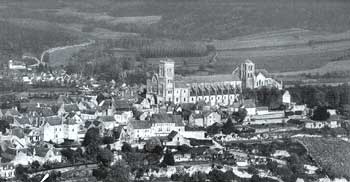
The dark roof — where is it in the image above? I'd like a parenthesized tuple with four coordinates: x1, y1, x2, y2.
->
(113, 99, 132, 110)
(63, 104, 80, 112)
(189, 139, 213, 147)
(176, 74, 240, 83)
(243, 99, 256, 108)
(255, 69, 270, 77)
(151, 114, 184, 126)
(97, 116, 116, 122)
(189, 147, 209, 155)
(12, 127, 25, 138)
(14, 117, 31, 125)
(4, 109, 20, 116)
(99, 99, 112, 110)
(129, 120, 152, 129)
(45, 116, 62, 126)
(114, 125, 126, 139)
(167, 131, 178, 140)
(191, 113, 204, 119)
(63, 119, 78, 125)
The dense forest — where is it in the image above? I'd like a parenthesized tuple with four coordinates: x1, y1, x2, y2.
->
(0, 20, 82, 62)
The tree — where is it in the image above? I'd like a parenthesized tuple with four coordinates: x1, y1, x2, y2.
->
(312, 106, 330, 121)
(97, 148, 114, 166)
(162, 150, 175, 166)
(233, 108, 247, 123)
(103, 136, 115, 145)
(31, 161, 41, 171)
(144, 137, 162, 153)
(251, 174, 261, 182)
(206, 123, 222, 135)
(15, 165, 28, 181)
(121, 142, 132, 153)
(83, 128, 101, 160)
(0, 119, 10, 133)
(222, 118, 235, 135)
(104, 163, 131, 182)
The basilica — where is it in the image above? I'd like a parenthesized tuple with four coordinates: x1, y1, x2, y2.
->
(146, 59, 282, 106)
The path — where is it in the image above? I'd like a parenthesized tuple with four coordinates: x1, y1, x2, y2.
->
(39, 39, 95, 63)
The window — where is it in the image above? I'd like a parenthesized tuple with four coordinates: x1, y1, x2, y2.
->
(168, 90, 172, 94)
(176, 98, 179, 102)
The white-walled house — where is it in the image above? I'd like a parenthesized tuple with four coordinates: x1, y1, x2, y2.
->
(166, 131, 190, 146)
(189, 111, 221, 128)
(127, 114, 185, 142)
(41, 116, 80, 144)
(282, 90, 291, 105)
(57, 104, 80, 116)
(114, 111, 133, 125)
(0, 162, 15, 179)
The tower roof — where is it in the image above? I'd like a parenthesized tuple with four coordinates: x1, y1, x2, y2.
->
(244, 59, 253, 64)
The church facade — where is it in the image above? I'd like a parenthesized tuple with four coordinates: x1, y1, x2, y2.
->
(147, 59, 282, 106)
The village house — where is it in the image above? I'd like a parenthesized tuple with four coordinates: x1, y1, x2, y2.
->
(165, 131, 191, 147)
(133, 97, 151, 111)
(0, 161, 15, 179)
(304, 120, 341, 129)
(12, 116, 31, 128)
(97, 99, 114, 116)
(97, 116, 118, 130)
(243, 99, 256, 116)
(127, 114, 185, 142)
(188, 111, 221, 128)
(29, 146, 62, 164)
(282, 90, 291, 106)
(114, 111, 133, 125)
(41, 116, 80, 144)
(57, 103, 80, 116)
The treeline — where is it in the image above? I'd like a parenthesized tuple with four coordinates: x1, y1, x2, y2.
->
(242, 87, 284, 109)
(288, 84, 350, 116)
(301, 71, 350, 79)
(67, 44, 147, 85)
(140, 40, 210, 58)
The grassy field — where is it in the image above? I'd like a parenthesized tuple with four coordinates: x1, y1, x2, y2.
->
(298, 137, 350, 179)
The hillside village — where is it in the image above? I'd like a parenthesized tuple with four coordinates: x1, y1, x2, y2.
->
(0, 58, 349, 182)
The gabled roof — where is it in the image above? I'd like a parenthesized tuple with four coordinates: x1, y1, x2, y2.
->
(14, 116, 31, 125)
(167, 131, 179, 140)
(63, 104, 80, 112)
(45, 116, 62, 126)
(176, 73, 240, 84)
(129, 120, 152, 129)
(4, 109, 20, 116)
(63, 119, 78, 125)
(243, 99, 256, 108)
(113, 99, 132, 110)
(151, 114, 184, 126)
(11, 127, 25, 138)
(97, 116, 116, 122)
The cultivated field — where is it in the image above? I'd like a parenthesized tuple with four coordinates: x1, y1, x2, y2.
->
(275, 60, 350, 76)
(298, 137, 350, 179)
(54, 8, 162, 26)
